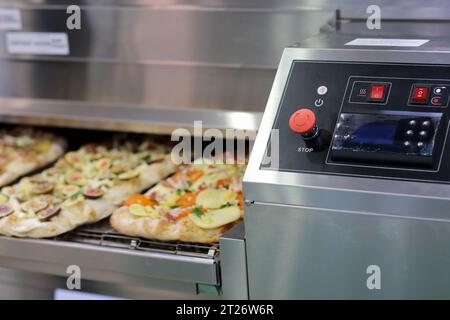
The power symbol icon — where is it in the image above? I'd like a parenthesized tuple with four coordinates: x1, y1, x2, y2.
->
(314, 98, 324, 107)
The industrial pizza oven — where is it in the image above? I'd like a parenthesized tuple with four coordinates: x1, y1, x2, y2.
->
(0, 129, 249, 299)
(4, 1, 450, 300)
(0, 2, 336, 299)
(244, 34, 450, 299)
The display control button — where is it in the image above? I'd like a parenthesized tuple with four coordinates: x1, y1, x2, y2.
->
(431, 96, 443, 106)
(409, 120, 417, 127)
(317, 86, 328, 95)
(369, 85, 386, 101)
(419, 130, 428, 139)
(417, 141, 424, 148)
(350, 81, 389, 103)
(404, 141, 412, 147)
(434, 87, 445, 95)
(405, 129, 414, 137)
(411, 86, 429, 104)
(289, 109, 316, 135)
(421, 120, 431, 127)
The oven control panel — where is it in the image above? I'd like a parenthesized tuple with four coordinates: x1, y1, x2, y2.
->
(330, 112, 442, 167)
(262, 61, 450, 183)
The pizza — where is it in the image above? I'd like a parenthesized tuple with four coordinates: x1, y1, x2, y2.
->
(110, 157, 246, 244)
(0, 138, 177, 238)
(0, 127, 66, 187)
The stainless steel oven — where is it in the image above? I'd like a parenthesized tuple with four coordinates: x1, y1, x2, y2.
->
(0, 1, 335, 299)
(245, 32, 450, 299)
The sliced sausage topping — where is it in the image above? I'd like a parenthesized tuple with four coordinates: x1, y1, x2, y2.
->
(0, 204, 13, 218)
(33, 182, 55, 195)
(38, 206, 61, 221)
(82, 187, 104, 199)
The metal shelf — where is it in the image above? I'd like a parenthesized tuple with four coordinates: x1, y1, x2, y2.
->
(0, 222, 220, 287)
(0, 97, 262, 135)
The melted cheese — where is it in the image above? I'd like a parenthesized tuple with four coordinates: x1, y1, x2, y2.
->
(188, 206, 240, 229)
(196, 189, 234, 209)
(0, 193, 8, 204)
(159, 192, 179, 207)
(11, 218, 42, 233)
(190, 172, 229, 190)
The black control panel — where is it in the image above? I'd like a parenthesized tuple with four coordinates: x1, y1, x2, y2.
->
(262, 61, 450, 183)
(330, 112, 442, 167)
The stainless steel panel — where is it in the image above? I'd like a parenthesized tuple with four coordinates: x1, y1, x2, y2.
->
(337, 21, 450, 38)
(0, 97, 262, 134)
(0, 4, 335, 131)
(0, 60, 273, 113)
(0, 236, 219, 286)
(3, 0, 450, 21)
(0, 268, 61, 299)
(0, 6, 335, 68)
(244, 44, 450, 299)
(220, 223, 248, 300)
(0, 268, 219, 299)
(244, 47, 450, 212)
(0, 221, 223, 299)
(246, 202, 450, 299)
(244, 180, 450, 223)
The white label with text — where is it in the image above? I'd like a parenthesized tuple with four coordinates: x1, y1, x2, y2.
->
(6, 32, 69, 55)
(345, 38, 429, 47)
(297, 147, 313, 153)
(0, 8, 21, 30)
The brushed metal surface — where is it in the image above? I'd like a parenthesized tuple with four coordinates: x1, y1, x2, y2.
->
(246, 203, 450, 299)
(0, 97, 262, 134)
(244, 47, 450, 211)
(220, 223, 248, 300)
(0, 4, 335, 131)
(244, 44, 450, 299)
(0, 236, 219, 286)
(0, 267, 218, 299)
(0, 6, 334, 67)
(2, 0, 450, 21)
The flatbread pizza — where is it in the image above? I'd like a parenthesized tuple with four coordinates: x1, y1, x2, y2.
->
(0, 127, 66, 187)
(0, 138, 177, 238)
(111, 157, 246, 244)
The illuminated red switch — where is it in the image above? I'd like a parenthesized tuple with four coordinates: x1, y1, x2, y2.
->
(369, 85, 386, 101)
(412, 86, 429, 104)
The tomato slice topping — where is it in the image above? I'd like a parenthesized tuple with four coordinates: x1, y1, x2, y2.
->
(176, 208, 193, 219)
(236, 192, 243, 210)
(175, 192, 197, 207)
(123, 194, 158, 207)
(216, 178, 232, 188)
(173, 207, 205, 220)
(170, 171, 183, 180)
(186, 170, 204, 182)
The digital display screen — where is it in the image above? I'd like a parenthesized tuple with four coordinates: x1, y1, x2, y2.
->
(351, 122, 397, 146)
(330, 112, 442, 167)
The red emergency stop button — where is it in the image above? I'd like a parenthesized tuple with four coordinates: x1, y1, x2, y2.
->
(289, 108, 316, 135)
(411, 86, 429, 104)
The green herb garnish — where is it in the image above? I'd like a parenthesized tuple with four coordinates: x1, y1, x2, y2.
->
(70, 191, 82, 200)
(220, 202, 233, 209)
(193, 207, 203, 217)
